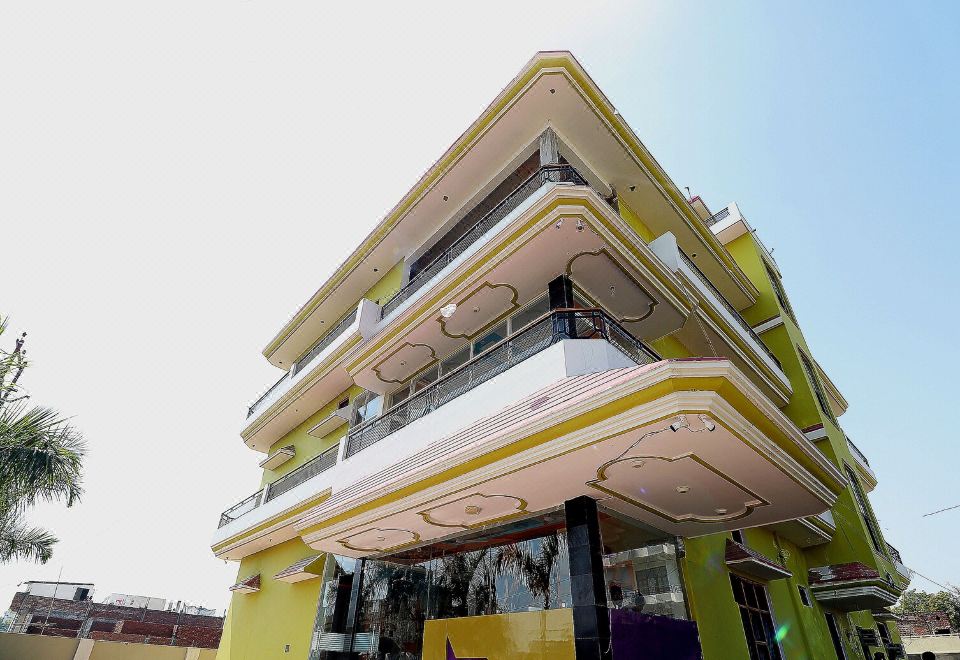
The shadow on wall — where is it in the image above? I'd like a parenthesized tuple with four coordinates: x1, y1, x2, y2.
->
(0, 632, 217, 660)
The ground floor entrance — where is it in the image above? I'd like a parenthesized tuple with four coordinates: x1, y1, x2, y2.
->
(307, 497, 701, 660)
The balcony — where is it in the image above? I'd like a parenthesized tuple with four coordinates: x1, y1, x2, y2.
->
(217, 443, 338, 529)
(380, 164, 588, 320)
(808, 562, 900, 611)
(887, 542, 912, 581)
(345, 308, 659, 459)
(648, 233, 792, 407)
(847, 435, 878, 490)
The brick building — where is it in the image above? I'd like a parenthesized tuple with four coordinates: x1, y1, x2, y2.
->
(7, 586, 223, 649)
(900, 611, 954, 637)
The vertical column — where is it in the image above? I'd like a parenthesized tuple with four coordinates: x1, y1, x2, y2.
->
(549, 275, 577, 339)
(565, 496, 611, 660)
(344, 559, 366, 654)
(540, 127, 560, 166)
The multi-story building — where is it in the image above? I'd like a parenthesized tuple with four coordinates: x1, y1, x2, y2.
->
(212, 51, 910, 660)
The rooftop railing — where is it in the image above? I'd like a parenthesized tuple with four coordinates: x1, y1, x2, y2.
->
(379, 164, 588, 320)
(678, 250, 783, 372)
(344, 308, 659, 459)
(247, 374, 289, 419)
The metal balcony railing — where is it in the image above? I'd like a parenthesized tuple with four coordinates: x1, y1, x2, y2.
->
(705, 206, 731, 228)
(217, 444, 340, 528)
(678, 250, 783, 372)
(264, 444, 339, 502)
(344, 308, 660, 459)
(219, 490, 263, 528)
(246, 308, 358, 420)
(379, 164, 588, 319)
(292, 308, 358, 376)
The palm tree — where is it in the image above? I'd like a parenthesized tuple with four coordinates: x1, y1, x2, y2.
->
(0, 317, 85, 563)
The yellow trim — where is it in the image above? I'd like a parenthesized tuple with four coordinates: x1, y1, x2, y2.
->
(301, 372, 844, 539)
(263, 52, 754, 360)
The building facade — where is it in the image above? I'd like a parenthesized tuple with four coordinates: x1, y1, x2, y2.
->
(7, 583, 223, 648)
(212, 52, 910, 660)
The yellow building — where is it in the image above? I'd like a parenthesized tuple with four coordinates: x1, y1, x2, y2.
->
(212, 52, 910, 660)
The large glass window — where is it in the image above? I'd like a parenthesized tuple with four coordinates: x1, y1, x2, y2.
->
(352, 391, 383, 426)
(311, 513, 571, 660)
(764, 261, 796, 323)
(731, 574, 783, 660)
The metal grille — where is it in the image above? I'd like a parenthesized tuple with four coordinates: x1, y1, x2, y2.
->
(265, 444, 339, 502)
(292, 308, 358, 376)
(705, 206, 731, 227)
(846, 436, 870, 467)
(345, 309, 659, 459)
(380, 164, 587, 319)
(218, 490, 263, 528)
(679, 250, 783, 371)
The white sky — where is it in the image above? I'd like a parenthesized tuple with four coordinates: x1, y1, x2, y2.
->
(0, 1, 628, 612)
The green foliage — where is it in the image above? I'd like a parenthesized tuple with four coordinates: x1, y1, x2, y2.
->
(893, 588, 960, 630)
(0, 316, 86, 564)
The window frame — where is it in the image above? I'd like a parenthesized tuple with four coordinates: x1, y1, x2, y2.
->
(730, 573, 785, 660)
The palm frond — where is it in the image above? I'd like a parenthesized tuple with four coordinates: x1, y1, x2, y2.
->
(0, 514, 57, 564)
(0, 403, 85, 511)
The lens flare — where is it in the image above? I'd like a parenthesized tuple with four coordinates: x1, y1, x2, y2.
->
(775, 623, 790, 642)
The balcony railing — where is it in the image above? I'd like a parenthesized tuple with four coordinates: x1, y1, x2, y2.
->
(246, 308, 359, 420)
(264, 444, 339, 502)
(847, 436, 870, 468)
(678, 250, 783, 372)
(247, 373, 289, 419)
(217, 444, 340, 528)
(344, 308, 660, 459)
(379, 164, 588, 319)
(292, 308, 358, 376)
(886, 542, 904, 566)
(219, 490, 263, 528)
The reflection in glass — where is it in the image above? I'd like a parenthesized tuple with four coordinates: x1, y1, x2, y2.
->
(599, 510, 689, 620)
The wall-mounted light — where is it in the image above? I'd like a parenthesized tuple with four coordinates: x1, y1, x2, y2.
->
(555, 219, 564, 230)
(699, 415, 716, 432)
(576, 219, 584, 232)
(670, 415, 689, 432)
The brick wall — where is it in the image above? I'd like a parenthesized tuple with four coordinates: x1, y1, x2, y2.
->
(900, 611, 953, 636)
(8, 592, 223, 648)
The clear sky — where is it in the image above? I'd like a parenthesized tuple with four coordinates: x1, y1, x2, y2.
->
(1, 2, 957, 612)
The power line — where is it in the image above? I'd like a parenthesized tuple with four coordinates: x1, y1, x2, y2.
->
(922, 503, 960, 518)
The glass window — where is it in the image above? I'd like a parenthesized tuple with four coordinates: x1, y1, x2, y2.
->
(352, 391, 383, 426)
(389, 385, 410, 408)
(765, 261, 796, 323)
(440, 345, 470, 375)
(411, 364, 439, 392)
(509, 294, 549, 333)
(600, 512, 688, 620)
(472, 320, 508, 355)
(799, 349, 837, 424)
(730, 574, 783, 660)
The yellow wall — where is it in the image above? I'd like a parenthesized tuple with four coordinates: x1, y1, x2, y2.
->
(0, 633, 79, 660)
(422, 609, 574, 660)
(616, 200, 656, 242)
(0, 633, 216, 660)
(216, 538, 324, 660)
(364, 260, 405, 306)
